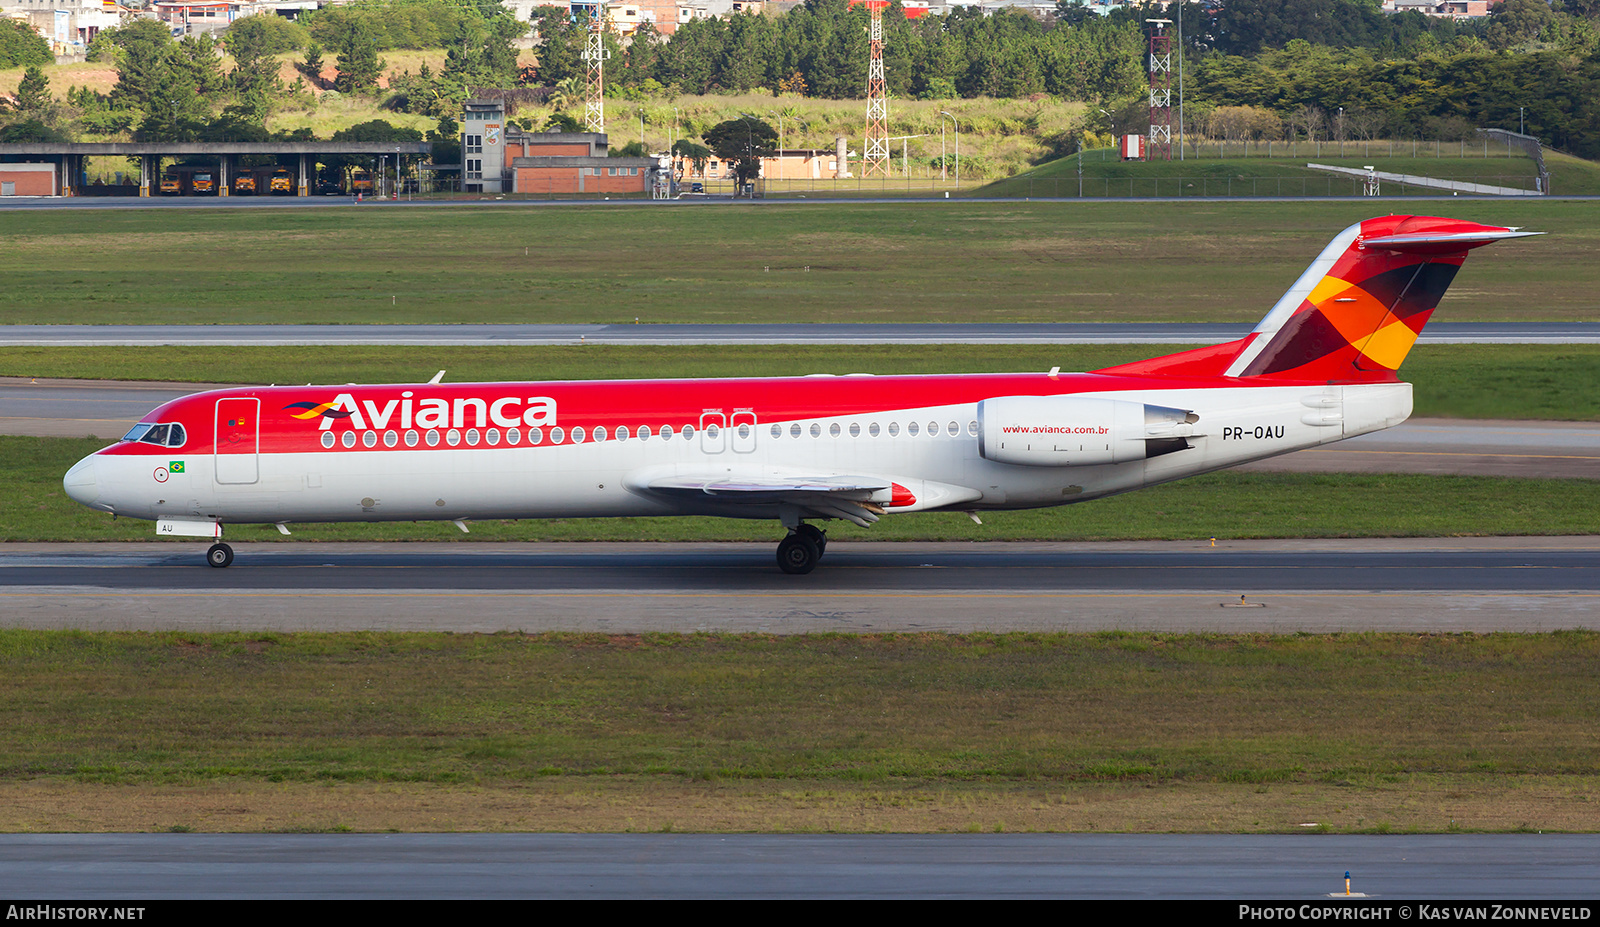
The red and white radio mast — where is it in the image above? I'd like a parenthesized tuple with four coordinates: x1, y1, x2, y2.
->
(863, 0, 889, 177)
(1147, 18, 1172, 162)
(584, 3, 609, 133)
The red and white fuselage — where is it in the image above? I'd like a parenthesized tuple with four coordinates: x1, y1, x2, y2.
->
(63, 373, 1412, 526)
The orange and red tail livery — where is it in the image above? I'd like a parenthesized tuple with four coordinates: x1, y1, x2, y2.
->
(1223, 215, 1539, 382)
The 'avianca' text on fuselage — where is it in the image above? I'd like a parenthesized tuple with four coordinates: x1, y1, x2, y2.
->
(62, 216, 1542, 574)
(289, 392, 559, 433)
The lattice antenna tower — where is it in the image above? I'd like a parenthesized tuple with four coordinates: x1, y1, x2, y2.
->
(862, 0, 889, 177)
(583, 3, 610, 134)
(1147, 19, 1173, 162)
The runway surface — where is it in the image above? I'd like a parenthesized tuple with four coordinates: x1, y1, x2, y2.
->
(0, 378, 232, 439)
(5, 538, 1597, 633)
(6, 378, 1596, 478)
(3, 322, 1596, 346)
(1, 833, 1595, 898)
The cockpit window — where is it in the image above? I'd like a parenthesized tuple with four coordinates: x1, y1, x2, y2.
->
(123, 423, 185, 448)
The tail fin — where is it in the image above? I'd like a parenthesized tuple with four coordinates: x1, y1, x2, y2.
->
(1221, 215, 1539, 382)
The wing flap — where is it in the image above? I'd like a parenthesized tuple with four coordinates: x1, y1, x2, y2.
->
(636, 473, 892, 526)
(649, 475, 888, 498)
(626, 468, 984, 526)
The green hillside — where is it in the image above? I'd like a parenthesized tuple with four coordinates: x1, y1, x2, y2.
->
(976, 145, 1600, 197)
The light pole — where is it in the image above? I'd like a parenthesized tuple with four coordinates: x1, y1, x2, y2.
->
(736, 113, 757, 195)
(1520, 106, 1525, 135)
(769, 110, 783, 178)
(639, 108, 645, 152)
(1178, 0, 1184, 160)
(1338, 106, 1345, 157)
(939, 111, 957, 186)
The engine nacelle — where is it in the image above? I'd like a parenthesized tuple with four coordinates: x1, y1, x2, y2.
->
(977, 396, 1198, 467)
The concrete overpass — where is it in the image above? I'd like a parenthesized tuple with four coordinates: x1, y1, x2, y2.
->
(0, 142, 434, 197)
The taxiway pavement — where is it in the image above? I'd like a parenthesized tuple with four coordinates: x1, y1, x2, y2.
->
(3, 322, 1596, 346)
(3, 833, 1596, 898)
(4, 538, 1596, 633)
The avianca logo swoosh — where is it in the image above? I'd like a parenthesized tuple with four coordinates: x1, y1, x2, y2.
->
(285, 401, 355, 421)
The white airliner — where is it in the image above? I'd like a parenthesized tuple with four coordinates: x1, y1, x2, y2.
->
(63, 215, 1535, 572)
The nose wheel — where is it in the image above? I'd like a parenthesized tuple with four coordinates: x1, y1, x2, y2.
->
(776, 524, 827, 574)
(206, 543, 234, 568)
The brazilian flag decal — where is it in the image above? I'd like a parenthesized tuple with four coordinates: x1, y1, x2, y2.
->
(169, 461, 185, 473)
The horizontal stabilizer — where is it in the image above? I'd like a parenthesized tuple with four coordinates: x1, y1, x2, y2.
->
(1361, 229, 1542, 254)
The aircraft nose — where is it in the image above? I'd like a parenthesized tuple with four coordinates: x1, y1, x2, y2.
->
(63, 456, 101, 508)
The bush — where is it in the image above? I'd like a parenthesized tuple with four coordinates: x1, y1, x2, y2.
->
(928, 152, 990, 178)
(1208, 105, 1283, 141)
(0, 19, 51, 69)
(225, 14, 309, 55)
(0, 119, 69, 143)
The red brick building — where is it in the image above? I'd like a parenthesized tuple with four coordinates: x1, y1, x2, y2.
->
(465, 100, 665, 196)
(0, 163, 57, 197)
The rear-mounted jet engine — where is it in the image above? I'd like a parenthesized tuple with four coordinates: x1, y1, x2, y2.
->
(976, 397, 1200, 467)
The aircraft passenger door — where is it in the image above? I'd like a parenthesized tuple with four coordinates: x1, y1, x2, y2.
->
(214, 397, 260, 485)
(700, 412, 726, 454)
(731, 411, 757, 453)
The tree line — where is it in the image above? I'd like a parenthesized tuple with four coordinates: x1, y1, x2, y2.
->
(4, 0, 1599, 161)
(530, 0, 1148, 102)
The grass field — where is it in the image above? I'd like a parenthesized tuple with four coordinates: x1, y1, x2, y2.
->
(0, 201, 1591, 325)
(978, 146, 1600, 198)
(0, 630, 1594, 833)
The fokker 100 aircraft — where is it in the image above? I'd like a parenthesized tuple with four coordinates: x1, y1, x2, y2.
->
(64, 215, 1536, 573)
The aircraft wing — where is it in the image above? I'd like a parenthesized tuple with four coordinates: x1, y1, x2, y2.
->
(635, 472, 893, 526)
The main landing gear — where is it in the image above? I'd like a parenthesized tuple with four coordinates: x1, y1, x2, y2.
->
(776, 524, 827, 575)
(206, 543, 234, 568)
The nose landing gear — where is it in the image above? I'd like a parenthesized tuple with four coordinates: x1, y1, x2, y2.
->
(776, 524, 827, 574)
(206, 543, 234, 568)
